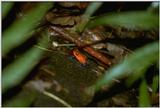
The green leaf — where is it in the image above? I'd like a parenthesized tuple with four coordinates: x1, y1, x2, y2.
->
(2, 2, 14, 19)
(126, 66, 148, 86)
(2, 3, 53, 56)
(93, 41, 158, 91)
(88, 11, 159, 30)
(151, 75, 159, 93)
(75, 2, 102, 33)
(84, 2, 103, 17)
(139, 80, 151, 107)
(2, 35, 49, 93)
(3, 90, 37, 107)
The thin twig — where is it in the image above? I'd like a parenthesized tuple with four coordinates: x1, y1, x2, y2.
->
(41, 66, 55, 77)
(34, 45, 53, 52)
(42, 90, 72, 107)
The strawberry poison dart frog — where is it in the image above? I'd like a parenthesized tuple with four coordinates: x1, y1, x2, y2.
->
(71, 49, 88, 66)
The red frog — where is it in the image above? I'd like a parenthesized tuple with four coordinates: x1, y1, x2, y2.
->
(71, 49, 88, 66)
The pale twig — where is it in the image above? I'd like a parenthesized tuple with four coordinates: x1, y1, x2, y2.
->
(34, 45, 53, 52)
(52, 41, 75, 47)
(42, 91, 72, 107)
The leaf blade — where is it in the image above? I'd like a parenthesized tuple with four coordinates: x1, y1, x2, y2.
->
(2, 2, 14, 19)
(2, 3, 53, 56)
(88, 11, 158, 30)
(139, 80, 151, 107)
(93, 41, 158, 91)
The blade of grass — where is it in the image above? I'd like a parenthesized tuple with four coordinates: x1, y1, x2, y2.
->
(126, 66, 148, 86)
(88, 11, 158, 30)
(151, 75, 159, 94)
(93, 41, 158, 91)
(2, 2, 14, 19)
(84, 2, 103, 17)
(3, 90, 37, 107)
(2, 34, 49, 93)
(75, 2, 102, 33)
(139, 79, 151, 107)
(2, 3, 53, 56)
(42, 91, 72, 107)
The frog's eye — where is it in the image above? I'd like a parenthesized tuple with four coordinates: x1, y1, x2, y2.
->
(74, 52, 79, 56)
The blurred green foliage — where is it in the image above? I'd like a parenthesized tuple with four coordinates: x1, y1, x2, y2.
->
(84, 2, 103, 17)
(2, 3, 53, 92)
(2, 3, 53, 56)
(75, 2, 102, 33)
(2, 34, 49, 92)
(88, 11, 158, 30)
(151, 75, 159, 94)
(139, 80, 151, 107)
(3, 90, 37, 107)
(2, 2, 14, 19)
(94, 41, 158, 91)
